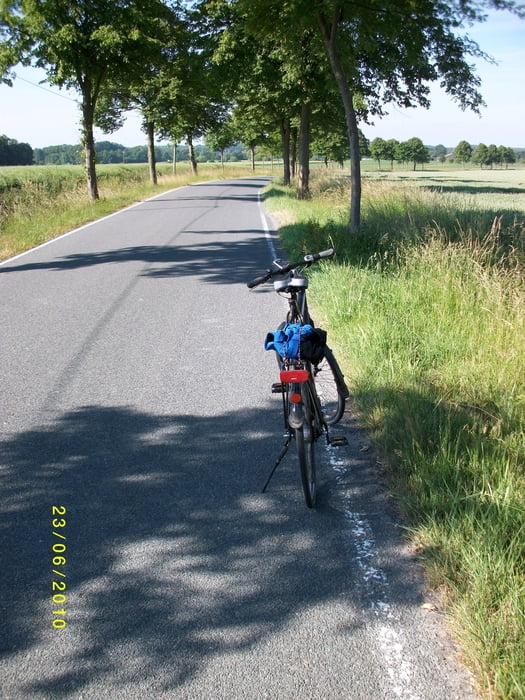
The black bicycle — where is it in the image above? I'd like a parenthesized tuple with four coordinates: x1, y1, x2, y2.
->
(247, 248, 349, 507)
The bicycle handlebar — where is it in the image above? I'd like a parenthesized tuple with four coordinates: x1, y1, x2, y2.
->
(247, 248, 334, 288)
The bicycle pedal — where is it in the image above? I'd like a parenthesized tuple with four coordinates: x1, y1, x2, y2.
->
(271, 382, 284, 394)
(329, 435, 348, 447)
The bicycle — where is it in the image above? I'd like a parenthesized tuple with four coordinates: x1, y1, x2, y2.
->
(247, 248, 349, 508)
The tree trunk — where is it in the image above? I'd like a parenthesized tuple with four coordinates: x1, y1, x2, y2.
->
(297, 103, 311, 199)
(317, 9, 361, 234)
(81, 95, 99, 201)
(172, 142, 177, 175)
(280, 118, 291, 186)
(250, 144, 256, 172)
(187, 134, 198, 175)
(290, 126, 297, 178)
(146, 122, 157, 185)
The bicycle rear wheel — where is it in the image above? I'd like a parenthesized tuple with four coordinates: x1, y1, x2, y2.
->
(295, 382, 317, 508)
(314, 347, 348, 425)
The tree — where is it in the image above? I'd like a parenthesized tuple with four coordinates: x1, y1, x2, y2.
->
(384, 139, 399, 170)
(219, 31, 301, 185)
(33, 144, 82, 165)
(394, 140, 411, 167)
(205, 2, 334, 193)
(230, 108, 269, 173)
(95, 7, 192, 186)
(0, 135, 33, 165)
(498, 145, 516, 168)
(403, 137, 430, 170)
(151, 9, 231, 177)
(454, 140, 472, 165)
(206, 121, 236, 171)
(294, 37, 349, 198)
(486, 143, 499, 169)
(225, 0, 524, 234)
(312, 127, 347, 167)
(472, 142, 489, 167)
(394, 138, 429, 169)
(369, 137, 388, 169)
(0, 0, 176, 200)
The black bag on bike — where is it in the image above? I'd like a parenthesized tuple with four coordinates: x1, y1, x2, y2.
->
(301, 326, 327, 364)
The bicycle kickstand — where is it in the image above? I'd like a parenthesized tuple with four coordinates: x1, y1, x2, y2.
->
(262, 432, 293, 493)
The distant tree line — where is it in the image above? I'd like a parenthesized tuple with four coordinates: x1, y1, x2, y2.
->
(453, 141, 518, 168)
(368, 137, 431, 170)
(3, 135, 522, 170)
(0, 135, 33, 165)
(30, 140, 252, 165)
(369, 137, 521, 170)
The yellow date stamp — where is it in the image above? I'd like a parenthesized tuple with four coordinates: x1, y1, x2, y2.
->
(51, 506, 67, 629)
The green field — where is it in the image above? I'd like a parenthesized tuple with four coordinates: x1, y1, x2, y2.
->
(363, 164, 525, 215)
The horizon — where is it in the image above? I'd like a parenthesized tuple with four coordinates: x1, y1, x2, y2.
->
(29, 139, 525, 152)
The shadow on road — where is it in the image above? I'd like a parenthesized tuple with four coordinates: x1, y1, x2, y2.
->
(0, 235, 277, 287)
(0, 402, 417, 696)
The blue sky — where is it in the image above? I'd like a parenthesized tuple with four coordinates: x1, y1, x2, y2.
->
(0, 9, 523, 149)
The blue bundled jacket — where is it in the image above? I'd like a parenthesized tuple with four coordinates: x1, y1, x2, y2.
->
(265, 323, 325, 362)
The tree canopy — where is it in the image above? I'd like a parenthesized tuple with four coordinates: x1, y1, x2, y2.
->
(0, 134, 33, 165)
(200, 0, 524, 231)
(454, 140, 473, 164)
(1, 0, 181, 198)
(2, 0, 524, 225)
(395, 137, 430, 170)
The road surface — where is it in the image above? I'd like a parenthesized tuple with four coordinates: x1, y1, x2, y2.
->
(0, 177, 478, 699)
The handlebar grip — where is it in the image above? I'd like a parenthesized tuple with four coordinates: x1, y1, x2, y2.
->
(304, 248, 334, 263)
(318, 248, 334, 259)
(247, 272, 270, 288)
(248, 249, 334, 287)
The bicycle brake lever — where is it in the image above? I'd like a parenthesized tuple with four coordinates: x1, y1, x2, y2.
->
(272, 259, 287, 271)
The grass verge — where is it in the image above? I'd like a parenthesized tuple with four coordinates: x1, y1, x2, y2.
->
(264, 170, 525, 699)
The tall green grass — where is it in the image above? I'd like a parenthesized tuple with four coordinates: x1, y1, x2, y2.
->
(264, 170, 525, 699)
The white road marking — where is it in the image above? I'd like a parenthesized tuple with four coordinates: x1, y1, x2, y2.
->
(330, 453, 422, 699)
(258, 190, 278, 260)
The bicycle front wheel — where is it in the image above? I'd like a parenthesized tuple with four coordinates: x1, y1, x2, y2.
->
(314, 347, 348, 425)
(295, 383, 317, 508)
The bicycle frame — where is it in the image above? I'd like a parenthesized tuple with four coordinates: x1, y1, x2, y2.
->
(248, 248, 348, 506)
(263, 367, 323, 493)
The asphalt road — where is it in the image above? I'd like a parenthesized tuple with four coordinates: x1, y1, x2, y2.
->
(0, 177, 478, 699)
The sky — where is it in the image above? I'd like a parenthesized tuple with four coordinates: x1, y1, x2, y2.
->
(0, 9, 524, 150)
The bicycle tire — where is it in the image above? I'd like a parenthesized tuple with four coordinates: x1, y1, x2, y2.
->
(295, 382, 317, 508)
(286, 299, 348, 426)
(314, 347, 348, 425)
